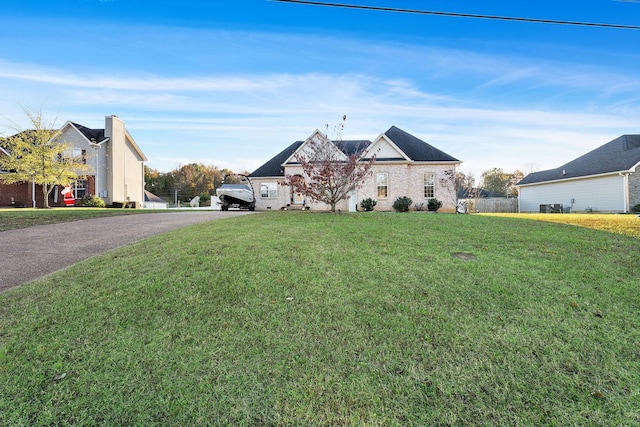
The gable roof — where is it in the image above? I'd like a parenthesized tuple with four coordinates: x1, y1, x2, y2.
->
(144, 190, 167, 203)
(334, 139, 372, 156)
(70, 122, 108, 143)
(250, 137, 373, 178)
(250, 126, 460, 178)
(383, 126, 460, 162)
(250, 140, 305, 178)
(68, 120, 147, 162)
(518, 134, 640, 185)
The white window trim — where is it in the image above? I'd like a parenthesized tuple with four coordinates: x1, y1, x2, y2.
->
(424, 173, 435, 199)
(260, 182, 278, 198)
(377, 172, 388, 199)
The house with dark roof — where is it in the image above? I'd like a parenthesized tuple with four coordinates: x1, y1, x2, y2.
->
(249, 126, 461, 212)
(143, 190, 169, 209)
(517, 135, 640, 213)
(0, 115, 147, 208)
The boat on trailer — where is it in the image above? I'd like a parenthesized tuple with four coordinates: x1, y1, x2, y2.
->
(215, 174, 256, 211)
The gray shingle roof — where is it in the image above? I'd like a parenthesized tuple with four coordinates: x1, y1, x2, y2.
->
(383, 126, 459, 162)
(249, 140, 305, 178)
(71, 122, 107, 142)
(249, 139, 373, 178)
(518, 135, 640, 185)
(249, 126, 459, 178)
(334, 140, 372, 156)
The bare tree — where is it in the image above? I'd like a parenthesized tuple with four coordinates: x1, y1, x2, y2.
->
(281, 117, 377, 212)
(439, 168, 461, 211)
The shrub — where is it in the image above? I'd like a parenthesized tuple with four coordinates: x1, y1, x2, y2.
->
(427, 198, 443, 212)
(632, 203, 640, 213)
(79, 195, 105, 208)
(360, 198, 377, 211)
(199, 192, 211, 206)
(392, 196, 412, 212)
(414, 203, 426, 211)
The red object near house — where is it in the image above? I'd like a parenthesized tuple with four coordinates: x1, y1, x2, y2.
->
(62, 185, 75, 207)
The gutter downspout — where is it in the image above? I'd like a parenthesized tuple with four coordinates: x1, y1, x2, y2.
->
(620, 172, 630, 213)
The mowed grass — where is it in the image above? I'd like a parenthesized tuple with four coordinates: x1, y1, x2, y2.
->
(1, 212, 639, 426)
(485, 212, 640, 239)
(0, 208, 165, 232)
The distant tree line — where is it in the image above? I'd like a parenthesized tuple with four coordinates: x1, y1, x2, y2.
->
(144, 163, 239, 205)
(145, 163, 530, 208)
(456, 168, 529, 198)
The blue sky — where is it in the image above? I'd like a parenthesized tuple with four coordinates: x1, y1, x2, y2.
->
(1, 0, 638, 177)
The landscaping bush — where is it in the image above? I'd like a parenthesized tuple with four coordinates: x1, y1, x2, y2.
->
(632, 203, 640, 213)
(79, 195, 105, 208)
(360, 198, 377, 211)
(392, 196, 412, 212)
(427, 198, 443, 212)
(199, 192, 211, 207)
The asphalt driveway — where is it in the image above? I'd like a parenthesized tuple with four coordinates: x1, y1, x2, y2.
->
(0, 211, 253, 292)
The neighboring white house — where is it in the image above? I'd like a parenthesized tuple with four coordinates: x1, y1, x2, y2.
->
(144, 190, 169, 209)
(249, 126, 461, 212)
(1, 115, 148, 208)
(1, 115, 147, 208)
(60, 116, 148, 207)
(517, 135, 640, 213)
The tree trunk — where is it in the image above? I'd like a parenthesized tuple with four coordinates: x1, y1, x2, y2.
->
(42, 184, 53, 208)
(41, 185, 50, 208)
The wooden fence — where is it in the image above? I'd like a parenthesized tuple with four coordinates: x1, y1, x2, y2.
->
(461, 198, 518, 213)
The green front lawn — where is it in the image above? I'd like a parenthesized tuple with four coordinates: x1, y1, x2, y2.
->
(0, 208, 161, 232)
(1, 212, 639, 425)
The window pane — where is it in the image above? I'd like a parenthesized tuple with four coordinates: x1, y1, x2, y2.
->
(261, 183, 277, 198)
(424, 173, 435, 198)
(377, 173, 388, 198)
(73, 179, 87, 198)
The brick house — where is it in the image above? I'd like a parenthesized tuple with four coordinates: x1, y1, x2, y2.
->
(1, 116, 147, 208)
(249, 126, 461, 212)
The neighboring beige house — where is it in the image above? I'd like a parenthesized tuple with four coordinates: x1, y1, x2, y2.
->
(518, 134, 640, 213)
(249, 126, 461, 212)
(0, 115, 147, 208)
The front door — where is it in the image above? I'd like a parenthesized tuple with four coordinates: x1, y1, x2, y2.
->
(348, 189, 357, 212)
(292, 192, 305, 205)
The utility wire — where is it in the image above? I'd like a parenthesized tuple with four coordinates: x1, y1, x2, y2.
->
(272, 0, 640, 30)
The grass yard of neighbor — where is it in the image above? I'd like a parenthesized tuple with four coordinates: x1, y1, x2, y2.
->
(1, 212, 639, 425)
(485, 212, 640, 239)
(0, 207, 163, 232)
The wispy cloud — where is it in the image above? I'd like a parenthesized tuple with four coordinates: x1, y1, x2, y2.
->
(1, 19, 638, 174)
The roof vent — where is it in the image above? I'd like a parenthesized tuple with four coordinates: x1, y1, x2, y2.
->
(562, 169, 566, 175)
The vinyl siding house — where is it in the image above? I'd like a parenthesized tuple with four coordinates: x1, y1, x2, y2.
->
(249, 126, 461, 212)
(517, 135, 640, 213)
(0, 115, 147, 208)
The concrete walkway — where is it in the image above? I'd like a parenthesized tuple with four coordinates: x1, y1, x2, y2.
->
(0, 211, 253, 292)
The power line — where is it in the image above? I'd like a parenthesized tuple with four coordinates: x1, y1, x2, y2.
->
(272, 0, 640, 30)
